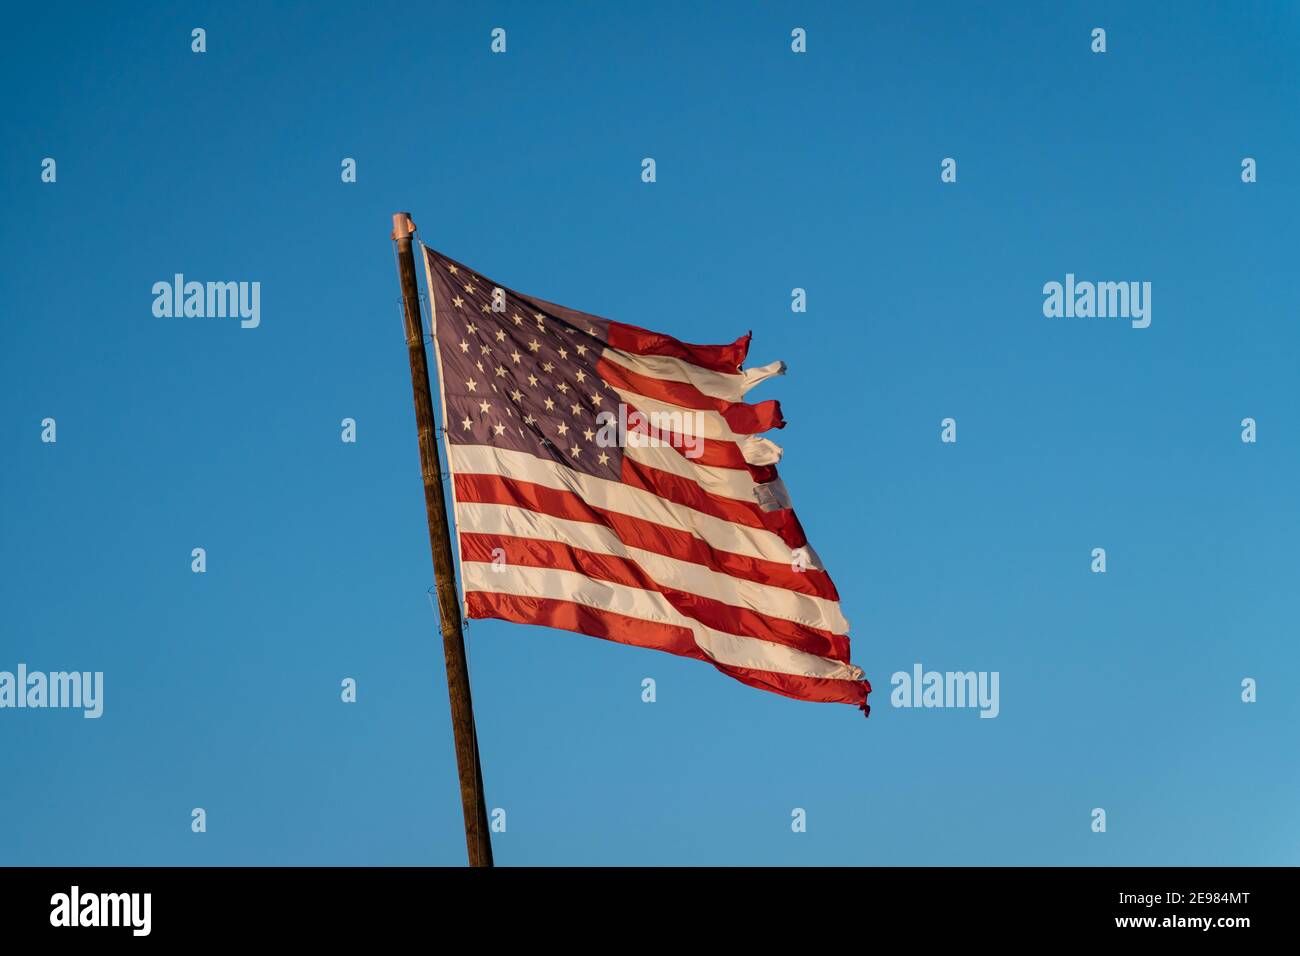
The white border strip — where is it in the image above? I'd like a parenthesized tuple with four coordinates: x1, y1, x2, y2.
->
(420, 241, 469, 611)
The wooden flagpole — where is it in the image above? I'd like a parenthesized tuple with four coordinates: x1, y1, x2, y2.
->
(391, 211, 493, 867)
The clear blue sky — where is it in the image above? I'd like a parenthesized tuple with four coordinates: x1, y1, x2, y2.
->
(2, 1, 1297, 866)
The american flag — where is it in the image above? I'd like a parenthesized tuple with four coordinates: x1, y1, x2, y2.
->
(420, 244, 871, 715)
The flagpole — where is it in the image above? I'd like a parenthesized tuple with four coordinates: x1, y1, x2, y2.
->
(391, 211, 494, 867)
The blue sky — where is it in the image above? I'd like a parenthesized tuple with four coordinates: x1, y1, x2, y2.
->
(2, 1, 1297, 865)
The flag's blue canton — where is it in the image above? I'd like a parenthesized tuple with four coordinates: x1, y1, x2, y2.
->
(424, 248, 623, 480)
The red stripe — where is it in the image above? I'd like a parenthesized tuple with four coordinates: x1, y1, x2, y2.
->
(607, 322, 751, 374)
(466, 590, 870, 708)
(468, 589, 698, 658)
(619, 455, 766, 531)
(620, 455, 808, 552)
(598, 356, 784, 434)
(461, 533, 850, 661)
(710, 661, 871, 708)
(677, 434, 748, 469)
(454, 472, 841, 602)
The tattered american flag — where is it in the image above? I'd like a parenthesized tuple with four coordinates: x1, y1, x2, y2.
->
(421, 245, 871, 715)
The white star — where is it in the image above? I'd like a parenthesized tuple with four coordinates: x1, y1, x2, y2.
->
(495, 365, 507, 378)
(557, 422, 568, 436)
(528, 340, 541, 352)
(466, 322, 477, 334)
(464, 283, 476, 294)
(570, 403, 582, 416)
(493, 423, 506, 436)
(556, 382, 570, 394)
(453, 295, 464, 309)
(512, 314, 524, 326)
(448, 264, 458, 275)
(583, 428, 595, 441)
(575, 370, 586, 383)
(557, 347, 568, 360)
(524, 413, 537, 426)
(576, 344, 588, 357)
(510, 350, 522, 364)
(597, 451, 610, 465)
(569, 444, 580, 458)
(459, 340, 470, 353)
(544, 397, 555, 411)
(590, 393, 603, 406)
(542, 361, 555, 373)
(465, 378, 478, 392)
(461, 417, 473, 431)
(479, 400, 491, 414)
(528, 374, 539, 387)
(510, 389, 523, 401)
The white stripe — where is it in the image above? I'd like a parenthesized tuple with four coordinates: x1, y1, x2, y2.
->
(741, 360, 787, 394)
(463, 562, 863, 681)
(601, 349, 785, 401)
(459, 501, 850, 633)
(739, 434, 783, 466)
(450, 444, 804, 567)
